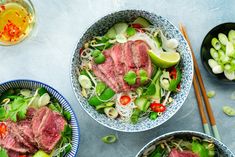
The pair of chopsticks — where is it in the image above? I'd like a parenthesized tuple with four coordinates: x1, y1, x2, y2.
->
(179, 24, 221, 140)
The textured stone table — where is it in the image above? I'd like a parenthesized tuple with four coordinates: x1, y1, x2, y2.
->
(0, 0, 235, 156)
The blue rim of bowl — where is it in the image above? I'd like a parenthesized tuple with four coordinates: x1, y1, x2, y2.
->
(200, 22, 235, 83)
(0, 79, 80, 157)
(136, 130, 235, 157)
(70, 9, 194, 132)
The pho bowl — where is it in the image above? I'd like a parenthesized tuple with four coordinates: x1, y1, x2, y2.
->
(136, 130, 235, 157)
(0, 79, 80, 157)
(71, 10, 193, 132)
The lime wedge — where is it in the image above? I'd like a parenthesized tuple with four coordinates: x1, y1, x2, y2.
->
(147, 50, 180, 68)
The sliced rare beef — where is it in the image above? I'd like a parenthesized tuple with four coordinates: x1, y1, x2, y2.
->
(8, 121, 37, 153)
(110, 44, 131, 91)
(7, 150, 19, 157)
(0, 127, 30, 153)
(18, 120, 37, 146)
(32, 107, 67, 153)
(92, 40, 153, 93)
(169, 149, 199, 157)
(26, 107, 37, 119)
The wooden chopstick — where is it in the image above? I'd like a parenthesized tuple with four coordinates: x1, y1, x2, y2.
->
(179, 24, 221, 140)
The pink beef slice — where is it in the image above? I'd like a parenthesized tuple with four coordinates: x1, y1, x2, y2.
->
(110, 44, 131, 91)
(0, 125, 30, 154)
(92, 40, 153, 93)
(18, 120, 37, 146)
(32, 107, 67, 153)
(7, 150, 19, 157)
(26, 107, 37, 119)
(8, 121, 37, 153)
(169, 149, 199, 157)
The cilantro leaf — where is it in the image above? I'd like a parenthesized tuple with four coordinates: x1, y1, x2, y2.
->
(7, 97, 29, 122)
(124, 71, 137, 85)
(139, 69, 148, 84)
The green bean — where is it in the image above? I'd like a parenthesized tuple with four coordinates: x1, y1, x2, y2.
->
(211, 37, 221, 50)
(223, 106, 235, 116)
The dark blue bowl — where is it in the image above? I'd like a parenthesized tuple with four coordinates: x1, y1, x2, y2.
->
(201, 22, 235, 83)
(0, 79, 80, 157)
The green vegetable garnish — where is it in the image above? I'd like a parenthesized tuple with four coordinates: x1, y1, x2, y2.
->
(211, 37, 221, 50)
(94, 53, 106, 64)
(0, 108, 6, 121)
(223, 106, 235, 116)
(192, 140, 208, 157)
(168, 66, 182, 91)
(149, 112, 158, 120)
(37, 87, 47, 96)
(126, 27, 136, 36)
(139, 69, 148, 84)
(88, 88, 115, 106)
(130, 109, 141, 124)
(63, 110, 71, 121)
(228, 30, 235, 44)
(0, 148, 8, 157)
(7, 96, 30, 122)
(96, 82, 106, 96)
(207, 90, 216, 98)
(124, 70, 137, 85)
(101, 134, 117, 144)
(91, 49, 101, 57)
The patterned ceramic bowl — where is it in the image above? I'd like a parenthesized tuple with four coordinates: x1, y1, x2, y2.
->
(71, 10, 193, 132)
(0, 79, 80, 157)
(136, 130, 235, 157)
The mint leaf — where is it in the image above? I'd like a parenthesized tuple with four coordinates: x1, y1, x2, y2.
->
(124, 71, 137, 85)
(0, 108, 6, 120)
(139, 69, 148, 84)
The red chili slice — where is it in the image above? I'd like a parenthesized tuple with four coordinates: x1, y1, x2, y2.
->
(169, 67, 177, 79)
(120, 95, 131, 106)
(150, 103, 166, 112)
(0, 122, 7, 138)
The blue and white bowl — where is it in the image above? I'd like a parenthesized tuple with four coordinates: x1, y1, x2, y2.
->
(71, 10, 193, 132)
(0, 79, 80, 157)
(136, 131, 235, 157)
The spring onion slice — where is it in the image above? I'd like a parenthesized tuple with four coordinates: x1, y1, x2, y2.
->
(207, 90, 216, 98)
(218, 33, 228, 45)
(101, 134, 117, 144)
(223, 106, 235, 116)
(211, 38, 221, 50)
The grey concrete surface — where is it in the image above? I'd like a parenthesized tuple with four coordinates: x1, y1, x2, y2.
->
(0, 0, 235, 156)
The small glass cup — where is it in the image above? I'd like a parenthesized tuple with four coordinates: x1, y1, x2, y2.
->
(0, 0, 36, 46)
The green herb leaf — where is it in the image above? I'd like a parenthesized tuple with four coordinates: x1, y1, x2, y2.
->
(192, 140, 208, 157)
(126, 27, 136, 36)
(168, 66, 182, 91)
(124, 71, 137, 85)
(63, 111, 71, 121)
(144, 84, 156, 96)
(61, 125, 72, 140)
(0, 108, 6, 120)
(0, 148, 8, 157)
(139, 69, 148, 84)
(7, 97, 29, 122)
(37, 87, 47, 96)
(101, 134, 117, 144)
(96, 82, 106, 96)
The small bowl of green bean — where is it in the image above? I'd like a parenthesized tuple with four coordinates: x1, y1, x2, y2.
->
(201, 22, 235, 83)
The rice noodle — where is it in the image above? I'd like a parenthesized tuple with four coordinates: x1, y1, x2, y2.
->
(115, 93, 135, 121)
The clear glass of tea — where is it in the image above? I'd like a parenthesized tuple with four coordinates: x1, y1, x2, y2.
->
(0, 0, 36, 46)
